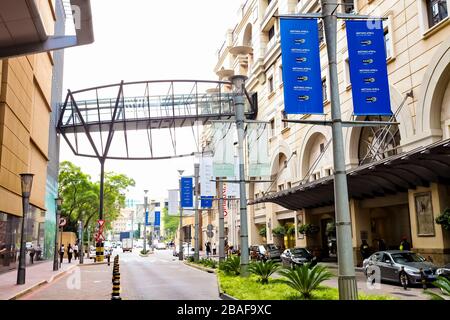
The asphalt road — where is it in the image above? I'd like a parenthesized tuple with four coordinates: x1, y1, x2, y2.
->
(20, 248, 219, 300)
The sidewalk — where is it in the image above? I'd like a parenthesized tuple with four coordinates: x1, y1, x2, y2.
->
(0, 258, 106, 300)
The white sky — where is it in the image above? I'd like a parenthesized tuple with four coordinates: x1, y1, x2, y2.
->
(61, 0, 242, 203)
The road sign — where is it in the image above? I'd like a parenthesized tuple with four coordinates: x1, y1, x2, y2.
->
(98, 220, 105, 227)
(59, 218, 67, 227)
(206, 231, 214, 238)
(207, 224, 214, 232)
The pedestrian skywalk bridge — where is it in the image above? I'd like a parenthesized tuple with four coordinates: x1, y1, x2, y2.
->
(57, 80, 257, 160)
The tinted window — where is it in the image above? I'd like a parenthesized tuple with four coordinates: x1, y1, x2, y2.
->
(371, 252, 383, 262)
(382, 254, 392, 263)
(292, 248, 311, 257)
(391, 253, 425, 263)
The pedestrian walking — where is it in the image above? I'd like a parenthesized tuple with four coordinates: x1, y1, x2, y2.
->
(59, 244, 65, 264)
(73, 243, 79, 260)
(29, 245, 35, 264)
(399, 267, 408, 290)
(205, 242, 211, 257)
(360, 240, 371, 260)
(419, 268, 427, 290)
(399, 236, 411, 251)
(67, 244, 73, 263)
(212, 243, 217, 256)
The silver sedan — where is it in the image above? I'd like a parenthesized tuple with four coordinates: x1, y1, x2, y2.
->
(363, 250, 438, 287)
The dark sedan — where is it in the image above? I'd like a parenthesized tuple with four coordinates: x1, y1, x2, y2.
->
(281, 248, 315, 268)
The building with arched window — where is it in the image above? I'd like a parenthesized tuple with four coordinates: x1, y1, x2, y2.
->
(212, 0, 450, 265)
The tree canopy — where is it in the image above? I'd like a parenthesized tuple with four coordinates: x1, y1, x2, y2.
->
(162, 207, 179, 239)
(58, 161, 135, 233)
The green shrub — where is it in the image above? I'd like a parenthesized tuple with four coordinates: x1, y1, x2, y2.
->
(436, 208, 450, 231)
(286, 225, 296, 236)
(219, 255, 241, 275)
(272, 226, 286, 236)
(187, 256, 195, 263)
(259, 226, 267, 238)
(248, 260, 281, 284)
(140, 249, 149, 255)
(424, 276, 450, 300)
(278, 264, 333, 299)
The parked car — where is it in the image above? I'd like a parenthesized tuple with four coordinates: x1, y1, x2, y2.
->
(436, 263, 450, 280)
(280, 247, 315, 268)
(89, 246, 96, 259)
(250, 244, 281, 261)
(156, 242, 167, 250)
(173, 243, 194, 258)
(363, 250, 438, 287)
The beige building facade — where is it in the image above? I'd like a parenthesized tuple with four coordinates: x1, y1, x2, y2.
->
(212, 0, 450, 265)
(0, 0, 59, 273)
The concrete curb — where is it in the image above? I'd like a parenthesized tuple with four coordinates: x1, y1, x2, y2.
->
(184, 261, 217, 274)
(216, 273, 239, 300)
(8, 264, 78, 300)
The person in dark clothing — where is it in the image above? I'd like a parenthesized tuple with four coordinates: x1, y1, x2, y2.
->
(400, 236, 411, 251)
(29, 246, 35, 264)
(59, 244, 65, 264)
(360, 240, 371, 260)
(205, 242, 211, 257)
(67, 244, 73, 263)
(399, 267, 408, 290)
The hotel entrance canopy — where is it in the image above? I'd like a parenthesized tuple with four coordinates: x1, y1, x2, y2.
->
(0, 0, 93, 59)
(250, 139, 450, 210)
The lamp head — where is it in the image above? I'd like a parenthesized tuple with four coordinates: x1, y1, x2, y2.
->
(20, 173, 34, 195)
(177, 169, 184, 176)
(230, 75, 247, 95)
(55, 196, 63, 207)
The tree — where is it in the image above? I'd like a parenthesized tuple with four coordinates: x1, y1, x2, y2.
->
(162, 207, 179, 239)
(58, 161, 135, 235)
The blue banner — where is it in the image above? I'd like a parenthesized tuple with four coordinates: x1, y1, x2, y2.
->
(280, 18, 324, 114)
(145, 210, 149, 226)
(200, 196, 213, 208)
(346, 20, 392, 116)
(180, 177, 193, 208)
(154, 211, 160, 226)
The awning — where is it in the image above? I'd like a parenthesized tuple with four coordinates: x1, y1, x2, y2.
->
(250, 138, 450, 210)
(0, 0, 93, 59)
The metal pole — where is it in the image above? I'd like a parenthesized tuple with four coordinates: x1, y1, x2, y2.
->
(178, 176, 184, 260)
(320, 0, 358, 300)
(79, 220, 84, 264)
(53, 204, 60, 271)
(60, 226, 63, 267)
(131, 206, 134, 248)
(231, 75, 249, 276)
(194, 163, 200, 261)
(17, 195, 29, 285)
(144, 191, 148, 253)
(218, 179, 225, 262)
(97, 159, 105, 262)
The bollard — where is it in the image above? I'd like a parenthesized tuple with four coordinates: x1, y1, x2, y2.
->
(111, 260, 121, 300)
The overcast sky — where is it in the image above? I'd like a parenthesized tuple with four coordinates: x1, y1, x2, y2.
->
(61, 0, 242, 203)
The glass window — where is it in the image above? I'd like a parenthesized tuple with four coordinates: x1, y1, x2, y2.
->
(427, 0, 448, 27)
(391, 252, 426, 263)
(268, 25, 275, 41)
(0, 212, 20, 274)
(322, 78, 328, 102)
(383, 20, 391, 58)
(318, 19, 325, 44)
(268, 76, 274, 93)
(343, 0, 355, 14)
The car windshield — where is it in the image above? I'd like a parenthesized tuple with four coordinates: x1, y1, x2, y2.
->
(391, 252, 425, 263)
(267, 244, 279, 251)
(291, 248, 311, 256)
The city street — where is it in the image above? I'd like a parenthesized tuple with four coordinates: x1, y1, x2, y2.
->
(20, 249, 219, 300)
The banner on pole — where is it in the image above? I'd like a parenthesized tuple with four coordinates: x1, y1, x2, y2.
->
(168, 189, 178, 215)
(200, 156, 216, 197)
(180, 177, 194, 208)
(247, 123, 270, 177)
(212, 122, 235, 177)
(280, 18, 324, 114)
(346, 20, 392, 116)
(154, 211, 160, 226)
(200, 196, 213, 208)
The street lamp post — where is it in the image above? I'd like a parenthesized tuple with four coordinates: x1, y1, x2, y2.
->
(231, 75, 250, 276)
(17, 173, 34, 285)
(320, 0, 358, 300)
(53, 197, 62, 271)
(78, 220, 84, 264)
(178, 169, 184, 261)
(143, 190, 148, 253)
